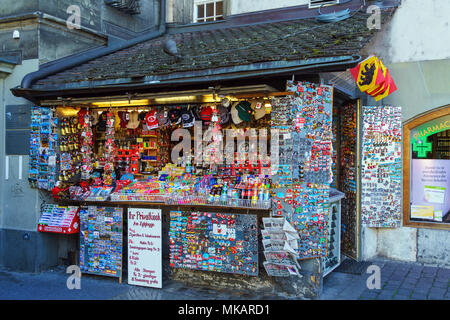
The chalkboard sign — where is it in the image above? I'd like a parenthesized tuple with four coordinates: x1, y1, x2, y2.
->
(169, 211, 258, 276)
(79, 206, 123, 280)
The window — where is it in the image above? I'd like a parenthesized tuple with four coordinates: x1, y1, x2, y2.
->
(309, 0, 340, 9)
(194, 0, 224, 23)
(403, 105, 450, 229)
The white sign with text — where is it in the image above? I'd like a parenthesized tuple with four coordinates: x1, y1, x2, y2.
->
(128, 208, 162, 288)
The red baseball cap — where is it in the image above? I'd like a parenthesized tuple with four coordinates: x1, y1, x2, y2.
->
(200, 106, 213, 122)
(145, 110, 159, 129)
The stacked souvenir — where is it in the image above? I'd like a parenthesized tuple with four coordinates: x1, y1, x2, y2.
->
(59, 116, 81, 182)
(80, 109, 93, 180)
(103, 110, 116, 186)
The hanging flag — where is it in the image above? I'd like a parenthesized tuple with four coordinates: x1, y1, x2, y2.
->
(373, 71, 398, 101)
(350, 56, 397, 101)
(349, 56, 385, 93)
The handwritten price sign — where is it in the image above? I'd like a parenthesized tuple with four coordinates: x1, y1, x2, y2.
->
(127, 208, 162, 288)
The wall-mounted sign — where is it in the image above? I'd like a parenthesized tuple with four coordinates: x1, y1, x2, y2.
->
(128, 208, 162, 288)
(411, 114, 450, 158)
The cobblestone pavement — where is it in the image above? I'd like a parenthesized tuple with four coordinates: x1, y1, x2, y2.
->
(0, 258, 448, 300)
(320, 258, 450, 300)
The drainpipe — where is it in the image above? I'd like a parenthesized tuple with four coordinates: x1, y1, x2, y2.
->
(19, 0, 166, 90)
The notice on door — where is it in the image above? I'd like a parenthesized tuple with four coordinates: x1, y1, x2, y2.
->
(128, 208, 162, 288)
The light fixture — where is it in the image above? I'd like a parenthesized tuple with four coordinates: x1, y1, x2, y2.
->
(91, 99, 149, 107)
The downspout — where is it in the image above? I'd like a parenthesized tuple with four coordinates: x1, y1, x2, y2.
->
(19, 0, 166, 90)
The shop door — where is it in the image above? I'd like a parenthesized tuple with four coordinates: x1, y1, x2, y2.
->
(331, 99, 361, 260)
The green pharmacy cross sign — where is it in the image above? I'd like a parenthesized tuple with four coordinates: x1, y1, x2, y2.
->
(412, 140, 432, 158)
(411, 114, 450, 158)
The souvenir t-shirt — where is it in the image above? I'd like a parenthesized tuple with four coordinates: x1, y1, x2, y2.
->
(118, 111, 130, 129)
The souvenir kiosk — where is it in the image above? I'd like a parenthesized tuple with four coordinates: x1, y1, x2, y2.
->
(31, 80, 396, 296)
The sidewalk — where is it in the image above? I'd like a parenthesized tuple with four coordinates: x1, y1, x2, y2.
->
(0, 258, 448, 300)
(320, 258, 450, 300)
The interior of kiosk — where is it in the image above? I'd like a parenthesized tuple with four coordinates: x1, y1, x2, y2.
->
(33, 83, 360, 279)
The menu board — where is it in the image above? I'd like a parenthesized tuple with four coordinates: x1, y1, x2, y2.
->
(169, 211, 258, 276)
(37, 204, 79, 234)
(79, 206, 123, 278)
(361, 105, 402, 227)
(127, 208, 162, 288)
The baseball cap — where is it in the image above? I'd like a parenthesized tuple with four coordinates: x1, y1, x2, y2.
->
(168, 108, 182, 124)
(235, 101, 252, 122)
(158, 108, 170, 127)
(221, 98, 231, 108)
(231, 102, 243, 125)
(200, 105, 213, 125)
(250, 99, 266, 120)
(145, 110, 159, 129)
(180, 108, 195, 128)
(217, 104, 230, 125)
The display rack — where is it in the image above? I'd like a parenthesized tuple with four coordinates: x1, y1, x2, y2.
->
(323, 188, 344, 277)
(37, 204, 80, 234)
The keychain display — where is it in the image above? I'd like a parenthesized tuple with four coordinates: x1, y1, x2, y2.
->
(339, 102, 359, 258)
(169, 211, 258, 276)
(59, 116, 81, 182)
(103, 110, 116, 185)
(80, 110, 93, 180)
(361, 105, 402, 227)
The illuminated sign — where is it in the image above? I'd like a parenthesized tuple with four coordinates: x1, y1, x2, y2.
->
(411, 114, 450, 158)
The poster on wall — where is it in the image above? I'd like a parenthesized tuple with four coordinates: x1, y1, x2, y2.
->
(128, 208, 162, 288)
(361, 105, 402, 228)
(169, 211, 258, 276)
(79, 206, 123, 279)
(411, 159, 450, 222)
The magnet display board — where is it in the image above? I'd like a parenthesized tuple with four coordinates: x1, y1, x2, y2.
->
(169, 211, 258, 276)
(127, 208, 162, 288)
(361, 105, 402, 227)
(79, 206, 123, 278)
(270, 81, 333, 259)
